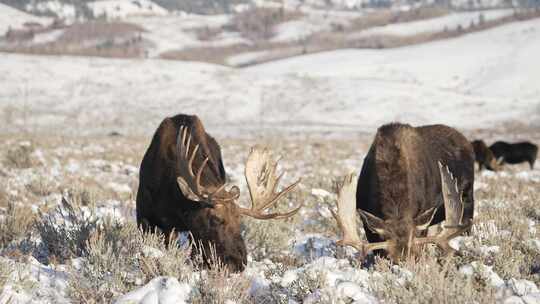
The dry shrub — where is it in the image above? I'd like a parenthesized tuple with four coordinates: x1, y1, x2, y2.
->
(69, 222, 193, 303)
(0, 259, 9, 290)
(1, 21, 146, 59)
(191, 255, 251, 304)
(243, 216, 294, 262)
(0, 203, 36, 249)
(0, 185, 8, 209)
(25, 178, 55, 197)
(371, 254, 496, 304)
(3, 142, 37, 169)
(231, 7, 303, 41)
(68, 219, 138, 303)
(35, 198, 98, 263)
(193, 26, 224, 41)
(56, 21, 144, 43)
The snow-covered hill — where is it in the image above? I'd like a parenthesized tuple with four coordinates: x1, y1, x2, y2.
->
(249, 17, 540, 102)
(0, 18, 539, 136)
(87, 0, 168, 19)
(0, 3, 51, 35)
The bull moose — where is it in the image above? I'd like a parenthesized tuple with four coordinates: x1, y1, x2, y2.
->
(489, 141, 538, 169)
(332, 123, 474, 261)
(136, 114, 302, 272)
(471, 140, 499, 171)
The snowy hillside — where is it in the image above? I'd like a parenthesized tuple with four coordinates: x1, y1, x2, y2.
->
(0, 3, 51, 35)
(348, 9, 514, 39)
(1, 18, 539, 136)
(250, 17, 540, 102)
(87, 0, 168, 19)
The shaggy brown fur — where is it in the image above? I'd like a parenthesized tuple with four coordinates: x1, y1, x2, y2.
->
(136, 114, 247, 272)
(471, 140, 499, 171)
(356, 123, 475, 260)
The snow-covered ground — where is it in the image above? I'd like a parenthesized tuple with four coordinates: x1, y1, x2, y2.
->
(127, 13, 246, 58)
(0, 3, 52, 36)
(250, 17, 540, 102)
(0, 136, 537, 303)
(348, 9, 514, 39)
(1, 18, 539, 136)
(87, 0, 168, 19)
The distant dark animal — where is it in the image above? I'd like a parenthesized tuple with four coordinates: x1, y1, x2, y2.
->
(489, 141, 538, 169)
(471, 140, 499, 171)
(332, 123, 474, 261)
(136, 114, 302, 272)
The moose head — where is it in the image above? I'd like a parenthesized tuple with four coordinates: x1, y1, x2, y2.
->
(332, 163, 471, 262)
(176, 126, 302, 272)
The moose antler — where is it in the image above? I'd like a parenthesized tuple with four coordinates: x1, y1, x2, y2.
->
(331, 173, 390, 256)
(239, 146, 302, 219)
(176, 126, 227, 203)
(413, 162, 472, 252)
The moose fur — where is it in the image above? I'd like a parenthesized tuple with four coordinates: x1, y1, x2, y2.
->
(136, 114, 247, 271)
(489, 141, 538, 169)
(471, 140, 499, 171)
(355, 123, 475, 260)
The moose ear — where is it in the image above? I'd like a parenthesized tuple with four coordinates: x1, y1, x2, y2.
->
(414, 206, 438, 231)
(358, 209, 388, 236)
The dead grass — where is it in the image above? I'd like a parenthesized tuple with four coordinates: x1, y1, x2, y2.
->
(0, 203, 36, 249)
(371, 254, 497, 304)
(3, 141, 37, 169)
(0, 21, 147, 59)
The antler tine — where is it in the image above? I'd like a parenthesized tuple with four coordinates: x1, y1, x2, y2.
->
(414, 162, 471, 252)
(239, 146, 302, 220)
(332, 173, 390, 256)
(176, 126, 214, 202)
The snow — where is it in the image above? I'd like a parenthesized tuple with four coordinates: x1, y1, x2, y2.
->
(0, 3, 52, 36)
(2, 18, 540, 136)
(0, 256, 70, 304)
(249, 18, 540, 102)
(32, 29, 65, 44)
(87, 0, 168, 19)
(349, 9, 514, 39)
(114, 277, 191, 304)
(25, 1, 77, 21)
(128, 14, 246, 58)
(227, 50, 270, 66)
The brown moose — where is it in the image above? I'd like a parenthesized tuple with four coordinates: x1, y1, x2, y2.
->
(136, 114, 302, 272)
(332, 123, 475, 261)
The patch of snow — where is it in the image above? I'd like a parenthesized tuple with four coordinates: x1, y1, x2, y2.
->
(459, 262, 505, 288)
(226, 50, 270, 67)
(114, 276, 191, 304)
(26, 1, 77, 21)
(311, 188, 334, 199)
(107, 182, 132, 194)
(87, 0, 168, 19)
(0, 3, 51, 36)
(336, 281, 379, 303)
(0, 256, 70, 303)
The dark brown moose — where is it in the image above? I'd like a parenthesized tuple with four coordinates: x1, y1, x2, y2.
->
(489, 141, 538, 170)
(471, 139, 500, 171)
(332, 123, 475, 261)
(136, 114, 302, 272)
